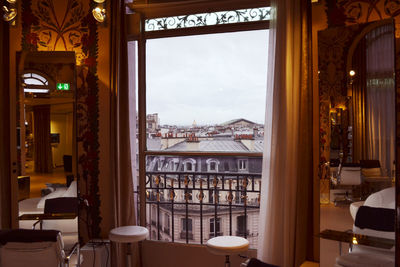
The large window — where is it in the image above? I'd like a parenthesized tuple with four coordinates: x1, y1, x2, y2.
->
(132, 2, 269, 249)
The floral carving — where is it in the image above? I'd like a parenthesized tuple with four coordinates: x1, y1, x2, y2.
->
(21, 0, 102, 239)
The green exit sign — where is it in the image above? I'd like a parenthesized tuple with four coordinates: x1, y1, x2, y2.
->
(56, 83, 70, 91)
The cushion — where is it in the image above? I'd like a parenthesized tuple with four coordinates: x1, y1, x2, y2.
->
(364, 187, 395, 208)
(63, 181, 77, 197)
(354, 206, 394, 232)
(336, 252, 394, 266)
(361, 168, 381, 177)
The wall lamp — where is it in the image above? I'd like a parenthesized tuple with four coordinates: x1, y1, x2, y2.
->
(92, 0, 106, 23)
(2, 0, 17, 26)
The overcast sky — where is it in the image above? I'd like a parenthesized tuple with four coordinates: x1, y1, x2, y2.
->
(146, 30, 269, 126)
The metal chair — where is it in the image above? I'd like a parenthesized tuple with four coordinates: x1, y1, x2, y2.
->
(0, 229, 81, 267)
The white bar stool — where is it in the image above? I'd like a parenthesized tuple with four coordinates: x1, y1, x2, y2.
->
(109, 226, 149, 267)
(206, 236, 249, 267)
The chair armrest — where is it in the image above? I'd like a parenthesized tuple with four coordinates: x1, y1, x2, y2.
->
(32, 219, 43, 230)
(64, 242, 81, 267)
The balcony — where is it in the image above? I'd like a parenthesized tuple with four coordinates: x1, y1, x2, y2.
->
(143, 167, 261, 246)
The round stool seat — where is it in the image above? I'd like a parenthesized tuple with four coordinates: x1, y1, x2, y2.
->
(206, 236, 249, 256)
(109, 226, 148, 243)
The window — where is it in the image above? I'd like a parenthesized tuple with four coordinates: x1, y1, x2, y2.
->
(182, 218, 193, 232)
(22, 72, 50, 94)
(236, 215, 248, 237)
(183, 158, 196, 172)
(207, 158, 219, 172)
(164, 213, 170, 235)
(209, 218, 221, 237)
(238, 159, 248, 171)
(136, 2, 269, 248)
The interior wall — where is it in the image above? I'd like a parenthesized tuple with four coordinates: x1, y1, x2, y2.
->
(0, 6, 11, 228)
(50, 112, 73, 167)
(142, 241, 257, 267)
(5, 0, 113, 239)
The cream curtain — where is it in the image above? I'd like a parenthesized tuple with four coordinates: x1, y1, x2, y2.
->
(110, 0, 138, 266)
(365, 24, 395, 176)
(257, 0, 314, 266)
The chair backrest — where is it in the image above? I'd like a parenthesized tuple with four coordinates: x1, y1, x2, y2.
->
(339, 164, 361, 185)
(0, 229, 64, 267)
(360, 159, 382, 177)
(44, 197, 79, 214)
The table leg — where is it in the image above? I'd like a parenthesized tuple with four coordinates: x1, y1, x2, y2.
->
(225, 255, 230, 267)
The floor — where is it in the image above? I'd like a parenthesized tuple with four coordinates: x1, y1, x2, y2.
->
(320, 203, 354, 267)
(24, 161, 68, 198)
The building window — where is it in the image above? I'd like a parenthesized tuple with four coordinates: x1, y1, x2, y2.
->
(181, 218, 193, 240)
(183, 158, 196, 172)
(209, 218, 221, 237)
(164, 213, 170, 235)
(182, 218, 193, 232)
(238, 159, 248, 171)
(236, 215, 248, 237)
(206, 158, 219, 172)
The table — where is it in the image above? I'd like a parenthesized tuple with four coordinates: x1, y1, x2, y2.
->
(19, 212, 77, 221)
(109, 226, 148, 267)
(206, 236, 249, 267)
(19, 213, 77, 230)
(319, 229, 394, 254)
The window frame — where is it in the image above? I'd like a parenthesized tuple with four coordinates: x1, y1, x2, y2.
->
(129, 0, 269, 228)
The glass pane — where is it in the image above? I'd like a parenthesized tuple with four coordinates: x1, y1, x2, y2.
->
(145, 7, 271, 31)
(146, 30, 268, 152)
(24, 78, 45, 86)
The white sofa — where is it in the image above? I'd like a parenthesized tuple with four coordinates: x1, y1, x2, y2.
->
(336, 187, 395, 266)
(18, 181, 78, 249)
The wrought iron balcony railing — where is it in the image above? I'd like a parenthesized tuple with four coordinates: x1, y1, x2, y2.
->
(145, 170, 261, 245)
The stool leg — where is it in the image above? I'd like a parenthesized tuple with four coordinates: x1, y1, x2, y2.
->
(127, 243, 132, 267)
(225, 255, 230, 267)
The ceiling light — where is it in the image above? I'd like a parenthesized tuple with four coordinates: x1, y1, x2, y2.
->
(93, 0, 105, 3)
(349, 70, 356, 77)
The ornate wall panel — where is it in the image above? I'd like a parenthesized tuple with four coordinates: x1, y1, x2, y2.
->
(21, 0, 102, 239)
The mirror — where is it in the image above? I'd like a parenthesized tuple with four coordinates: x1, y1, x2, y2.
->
(318, 19, 396, 265)
(16, 51, 79, 248)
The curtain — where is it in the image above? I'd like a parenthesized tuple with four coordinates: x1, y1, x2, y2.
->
(110, 0, 138, 266)
(33, 105, 52, 173)
(351, 39, 367, 163)
(257, 0, 314, 266)
(365, 24, 395, 176)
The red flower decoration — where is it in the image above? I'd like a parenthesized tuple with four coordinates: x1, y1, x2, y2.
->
(81, 33, 95, 47)
(84, 57, 96, 67)
(26, 33, 39, 45)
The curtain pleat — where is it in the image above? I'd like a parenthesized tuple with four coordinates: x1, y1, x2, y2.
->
(33, 105, 52, 173)
(110, 0, 138, 266)
(351, 39, 367, 163)
(257, 0, 314, 266)
(365, 24, 395, 176)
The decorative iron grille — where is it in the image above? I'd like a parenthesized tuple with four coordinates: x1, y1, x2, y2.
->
(143, 170, 261, 248)
(145, 7, 271, 32)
